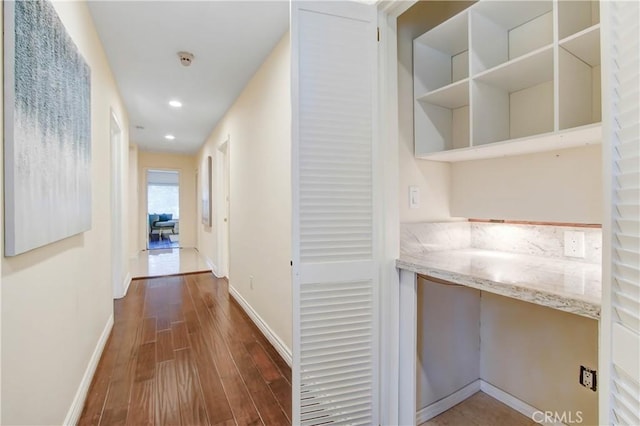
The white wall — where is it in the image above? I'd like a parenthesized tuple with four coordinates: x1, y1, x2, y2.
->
(197, 33, 292, 352)
(451, 145, 603, 223)
(137, 151, 197, 249)
(417, 278, 480, 406)
(481, 294, 598, 425)
(0, 2, 130, 424)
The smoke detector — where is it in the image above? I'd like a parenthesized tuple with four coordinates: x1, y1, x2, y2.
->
(177, 51, 194, 67)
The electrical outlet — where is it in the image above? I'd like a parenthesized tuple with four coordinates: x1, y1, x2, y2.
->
(564, 231, 586, 258)
(249, 275, 254, 290)
(580, 366, 597, 391)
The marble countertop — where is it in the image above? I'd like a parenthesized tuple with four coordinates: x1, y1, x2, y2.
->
(397, 249, 601, 319)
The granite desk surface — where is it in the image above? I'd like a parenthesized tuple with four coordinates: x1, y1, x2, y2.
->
(397, 249, 601, 320)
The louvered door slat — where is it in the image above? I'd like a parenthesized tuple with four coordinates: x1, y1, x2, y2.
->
(603, 1, 640, 424)
(292, 1, 378, 424)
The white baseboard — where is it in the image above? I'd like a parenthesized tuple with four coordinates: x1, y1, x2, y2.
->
(122, 272, 132, 297)
(416, 380, 561, 426)
(416, 380, 481, 424)
(199, 252, 218, 277)
(63, 314, 114, 426)
(228, 285, 292, 366)
(480, 381, 564, 426)
(114, 272, 132, 299)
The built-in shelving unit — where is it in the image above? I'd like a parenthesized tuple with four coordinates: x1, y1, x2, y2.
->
(413, 0, 602, 161)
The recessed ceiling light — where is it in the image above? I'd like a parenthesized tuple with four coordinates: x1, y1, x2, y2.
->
(169, 100, 182, 108)
(165, 134, 175, 140)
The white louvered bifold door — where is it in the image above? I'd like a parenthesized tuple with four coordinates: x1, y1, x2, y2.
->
(601, 1, 640, 424)
(291, 1, 379, 425)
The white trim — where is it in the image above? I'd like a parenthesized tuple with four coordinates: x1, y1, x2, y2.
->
(398, 269, 418, 425)
(377, 0, 413, 16)
(376, 1, 417, 424)
(378, 6, 402, 425)
(598, 2, 613, 424)
(199, 251, 218, 278)
(480, 380, 564, 426)
(416, 380, 481, 424)
(228, 285, 292, 366)
(63, 314, 114, 426)
(116, 272, 132, 299)
(110, 110, 125, 300)
(415, 380, 561, 426)
(215, 136, 230, 279)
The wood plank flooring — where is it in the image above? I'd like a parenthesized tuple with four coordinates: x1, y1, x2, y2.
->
(79, 272, 291, 426)
(420, 392, 536, 426)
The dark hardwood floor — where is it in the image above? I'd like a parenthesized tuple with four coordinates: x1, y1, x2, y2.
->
(79, 272, 291, 426)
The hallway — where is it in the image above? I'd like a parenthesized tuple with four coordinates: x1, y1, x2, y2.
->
(129, 248, 212, 279)
(79, 273, 291, 426)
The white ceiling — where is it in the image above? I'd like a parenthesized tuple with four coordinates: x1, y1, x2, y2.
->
(88, 1, 289, 155)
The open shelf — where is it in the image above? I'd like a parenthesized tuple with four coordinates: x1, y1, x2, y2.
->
(560, 24, 601, 67)
(470, 1, 553, 74)
(558, 0, 600, 40)
(416, 79, 469, 109)
(417, 123, 602, 162)
(472, 78, 554, 146)
(415, 101, 470, 155)
(414, 11, 469, 94)
(414, 10, 468, 56)
(559, 42, 601, 130)
(474, 45, 553, 92)
(413, 0, 602, 162)
(414, 11, 471, 156)
(473, 46, 554, 146)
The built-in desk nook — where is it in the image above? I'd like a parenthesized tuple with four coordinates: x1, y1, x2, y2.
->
(396, 222, 601, 425)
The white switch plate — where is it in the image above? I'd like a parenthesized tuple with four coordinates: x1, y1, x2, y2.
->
(564, 231, 585, 258)
(409, 186, 420, 209)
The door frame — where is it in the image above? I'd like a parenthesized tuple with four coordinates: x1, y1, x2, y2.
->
(216, 136, 230, 278)
(144, 168, 181, 250)
(110, 110, 127, 298)
(376, 1, 414, 424)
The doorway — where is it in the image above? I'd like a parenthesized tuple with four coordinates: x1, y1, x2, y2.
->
(147, 169, 180, 250)
(111, 111, 126, 298)
(216, 138, 230, 277)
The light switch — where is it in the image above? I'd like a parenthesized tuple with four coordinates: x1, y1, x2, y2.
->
(409, 186, 420, 209)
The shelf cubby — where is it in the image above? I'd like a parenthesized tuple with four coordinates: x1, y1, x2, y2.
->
(414, 10, 471, 156)
(472, 46, 554, 146)
(474, 45, 553, 93)
(559, 31, 602, 130)
(471, 78, 554, 146)
(560, 24, 601, 66)
(414, 11, 469, 94)
(415, 82, 470, 155)
(558, 0, 600, 40)
(416, 79, 469, 109)
(470, 1, 553, 74)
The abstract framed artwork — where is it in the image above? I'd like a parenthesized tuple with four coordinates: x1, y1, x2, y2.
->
(4, 0, 92, 256)
(202, 156, 212, 226)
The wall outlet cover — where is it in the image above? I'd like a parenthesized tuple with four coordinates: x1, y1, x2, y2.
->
(564, 231, 586, 258)
(579, 365, 597, 391)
